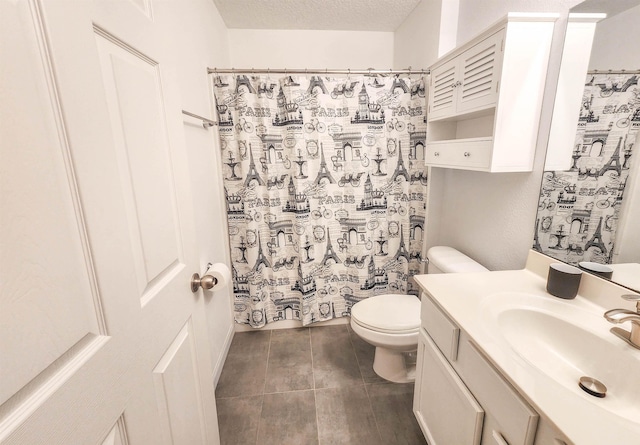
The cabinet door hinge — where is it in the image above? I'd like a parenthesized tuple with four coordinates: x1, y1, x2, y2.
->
(496, 80, 500, 93)
(501, 39, 504, 52)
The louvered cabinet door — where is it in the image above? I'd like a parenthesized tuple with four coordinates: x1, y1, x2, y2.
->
(456, 30, 504, 115)
(428, 58, 458, 120)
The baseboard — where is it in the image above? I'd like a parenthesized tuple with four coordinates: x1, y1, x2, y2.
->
(212, 322, 235, 388)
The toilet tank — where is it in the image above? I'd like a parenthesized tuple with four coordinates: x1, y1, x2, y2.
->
(427, 246, 488, 274)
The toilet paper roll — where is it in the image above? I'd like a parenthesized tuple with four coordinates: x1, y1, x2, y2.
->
(205, 262, 232, 291)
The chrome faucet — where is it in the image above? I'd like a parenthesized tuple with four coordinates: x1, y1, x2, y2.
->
(604, 294, 640, 350)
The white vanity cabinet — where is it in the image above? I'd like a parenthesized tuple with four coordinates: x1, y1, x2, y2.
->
(414, 292, 553, 445)
(426, 14, 557, 172)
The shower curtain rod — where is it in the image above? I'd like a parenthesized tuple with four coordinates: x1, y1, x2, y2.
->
(207, 67, 430, 75)
(588, 69, 640, 75)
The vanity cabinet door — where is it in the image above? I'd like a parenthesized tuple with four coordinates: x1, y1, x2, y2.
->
(414, 330, 484, 445)
(459, 341, 539, 445)
(534, 419, 574, 445)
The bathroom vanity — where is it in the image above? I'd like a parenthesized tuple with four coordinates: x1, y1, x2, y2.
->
(413, 250, 640, 445)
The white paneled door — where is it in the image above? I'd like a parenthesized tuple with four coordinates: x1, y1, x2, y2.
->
(0, 1, 219, 444)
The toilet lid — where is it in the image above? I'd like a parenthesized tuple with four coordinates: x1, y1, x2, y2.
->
(351, 294, 421, 334)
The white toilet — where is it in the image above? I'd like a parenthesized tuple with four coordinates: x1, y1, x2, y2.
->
(350, 246, 488, 383)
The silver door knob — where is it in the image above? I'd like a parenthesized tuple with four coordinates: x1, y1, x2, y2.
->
(191, 273, 218, 293)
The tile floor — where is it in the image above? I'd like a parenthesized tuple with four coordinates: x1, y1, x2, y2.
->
(216, 324, 427, 445)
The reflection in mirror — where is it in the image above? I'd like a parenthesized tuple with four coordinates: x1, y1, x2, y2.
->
(533, 0, 640, 292)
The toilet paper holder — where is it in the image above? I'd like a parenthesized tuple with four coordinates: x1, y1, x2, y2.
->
(190, 262, 218, 293)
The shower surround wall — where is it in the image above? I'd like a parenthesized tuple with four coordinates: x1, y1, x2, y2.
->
(214, 74, 427, 327)
(534, 73, 638, 264)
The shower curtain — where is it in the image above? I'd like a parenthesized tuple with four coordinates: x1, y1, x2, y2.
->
(213, 74, 427, 327)
(534, 72, 638, 264)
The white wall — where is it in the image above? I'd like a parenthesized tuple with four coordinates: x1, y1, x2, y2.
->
(456, 0, 582, 43)
(228, 29, 394, 68)
(155, 0, 234, 384)
(426, 0, 582, 271)
(588, 3, 640, 69)
(394, 0, 443, 70)
(393, 0, 460, 70)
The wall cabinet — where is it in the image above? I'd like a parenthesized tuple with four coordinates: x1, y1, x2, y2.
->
(414, 292, 573, 445)
(426, 14, 558, 172)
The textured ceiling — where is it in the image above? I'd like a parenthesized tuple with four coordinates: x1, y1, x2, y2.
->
(212, 0, 422, 31)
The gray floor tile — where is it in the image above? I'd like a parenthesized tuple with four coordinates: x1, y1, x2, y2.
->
(311, 325, 362, 389)
(217, 395, 262, 445)
(256, 390, 319, 445)
(367, 383, 427, 445)
(265, 328, 313, 393)
(216, 330, 271, 398)
(316, 386, 383, 445)
(216, 326, 428, 445)
(347, 326, 387, 384)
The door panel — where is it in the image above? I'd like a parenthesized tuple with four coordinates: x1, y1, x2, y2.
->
(153, 320, 208, 445)
(94, 29, 184, 302)
(0, 0, 106, 411)
(100, 417, 128, 445)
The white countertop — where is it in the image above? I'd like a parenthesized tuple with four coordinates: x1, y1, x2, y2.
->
(413, 251, 640, 445)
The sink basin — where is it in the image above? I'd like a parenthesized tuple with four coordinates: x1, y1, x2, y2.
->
(481, 292, 640, 422)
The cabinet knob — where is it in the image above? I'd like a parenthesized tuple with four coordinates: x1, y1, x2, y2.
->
(434, 152, 440, 157)
(464, 152, 471, 157)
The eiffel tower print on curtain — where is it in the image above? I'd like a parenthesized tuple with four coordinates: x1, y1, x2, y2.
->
(391, 142, 410, 182)
(244, 145, 264, 187)
(212, 73, 428, 327)
(314, 143, 336, 185)
(321, 232, 341, 265)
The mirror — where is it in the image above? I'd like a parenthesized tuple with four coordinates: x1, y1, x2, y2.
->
(533, 0, 640, 292)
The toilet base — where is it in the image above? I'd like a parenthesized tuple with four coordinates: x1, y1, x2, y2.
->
(372, 347, 416, 383)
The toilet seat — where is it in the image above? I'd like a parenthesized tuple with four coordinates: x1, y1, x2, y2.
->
(351, 294, 421, 334)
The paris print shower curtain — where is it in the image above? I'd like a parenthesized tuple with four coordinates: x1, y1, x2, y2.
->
(534, 72, 638, 263)
(213, 74, 427, 327)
